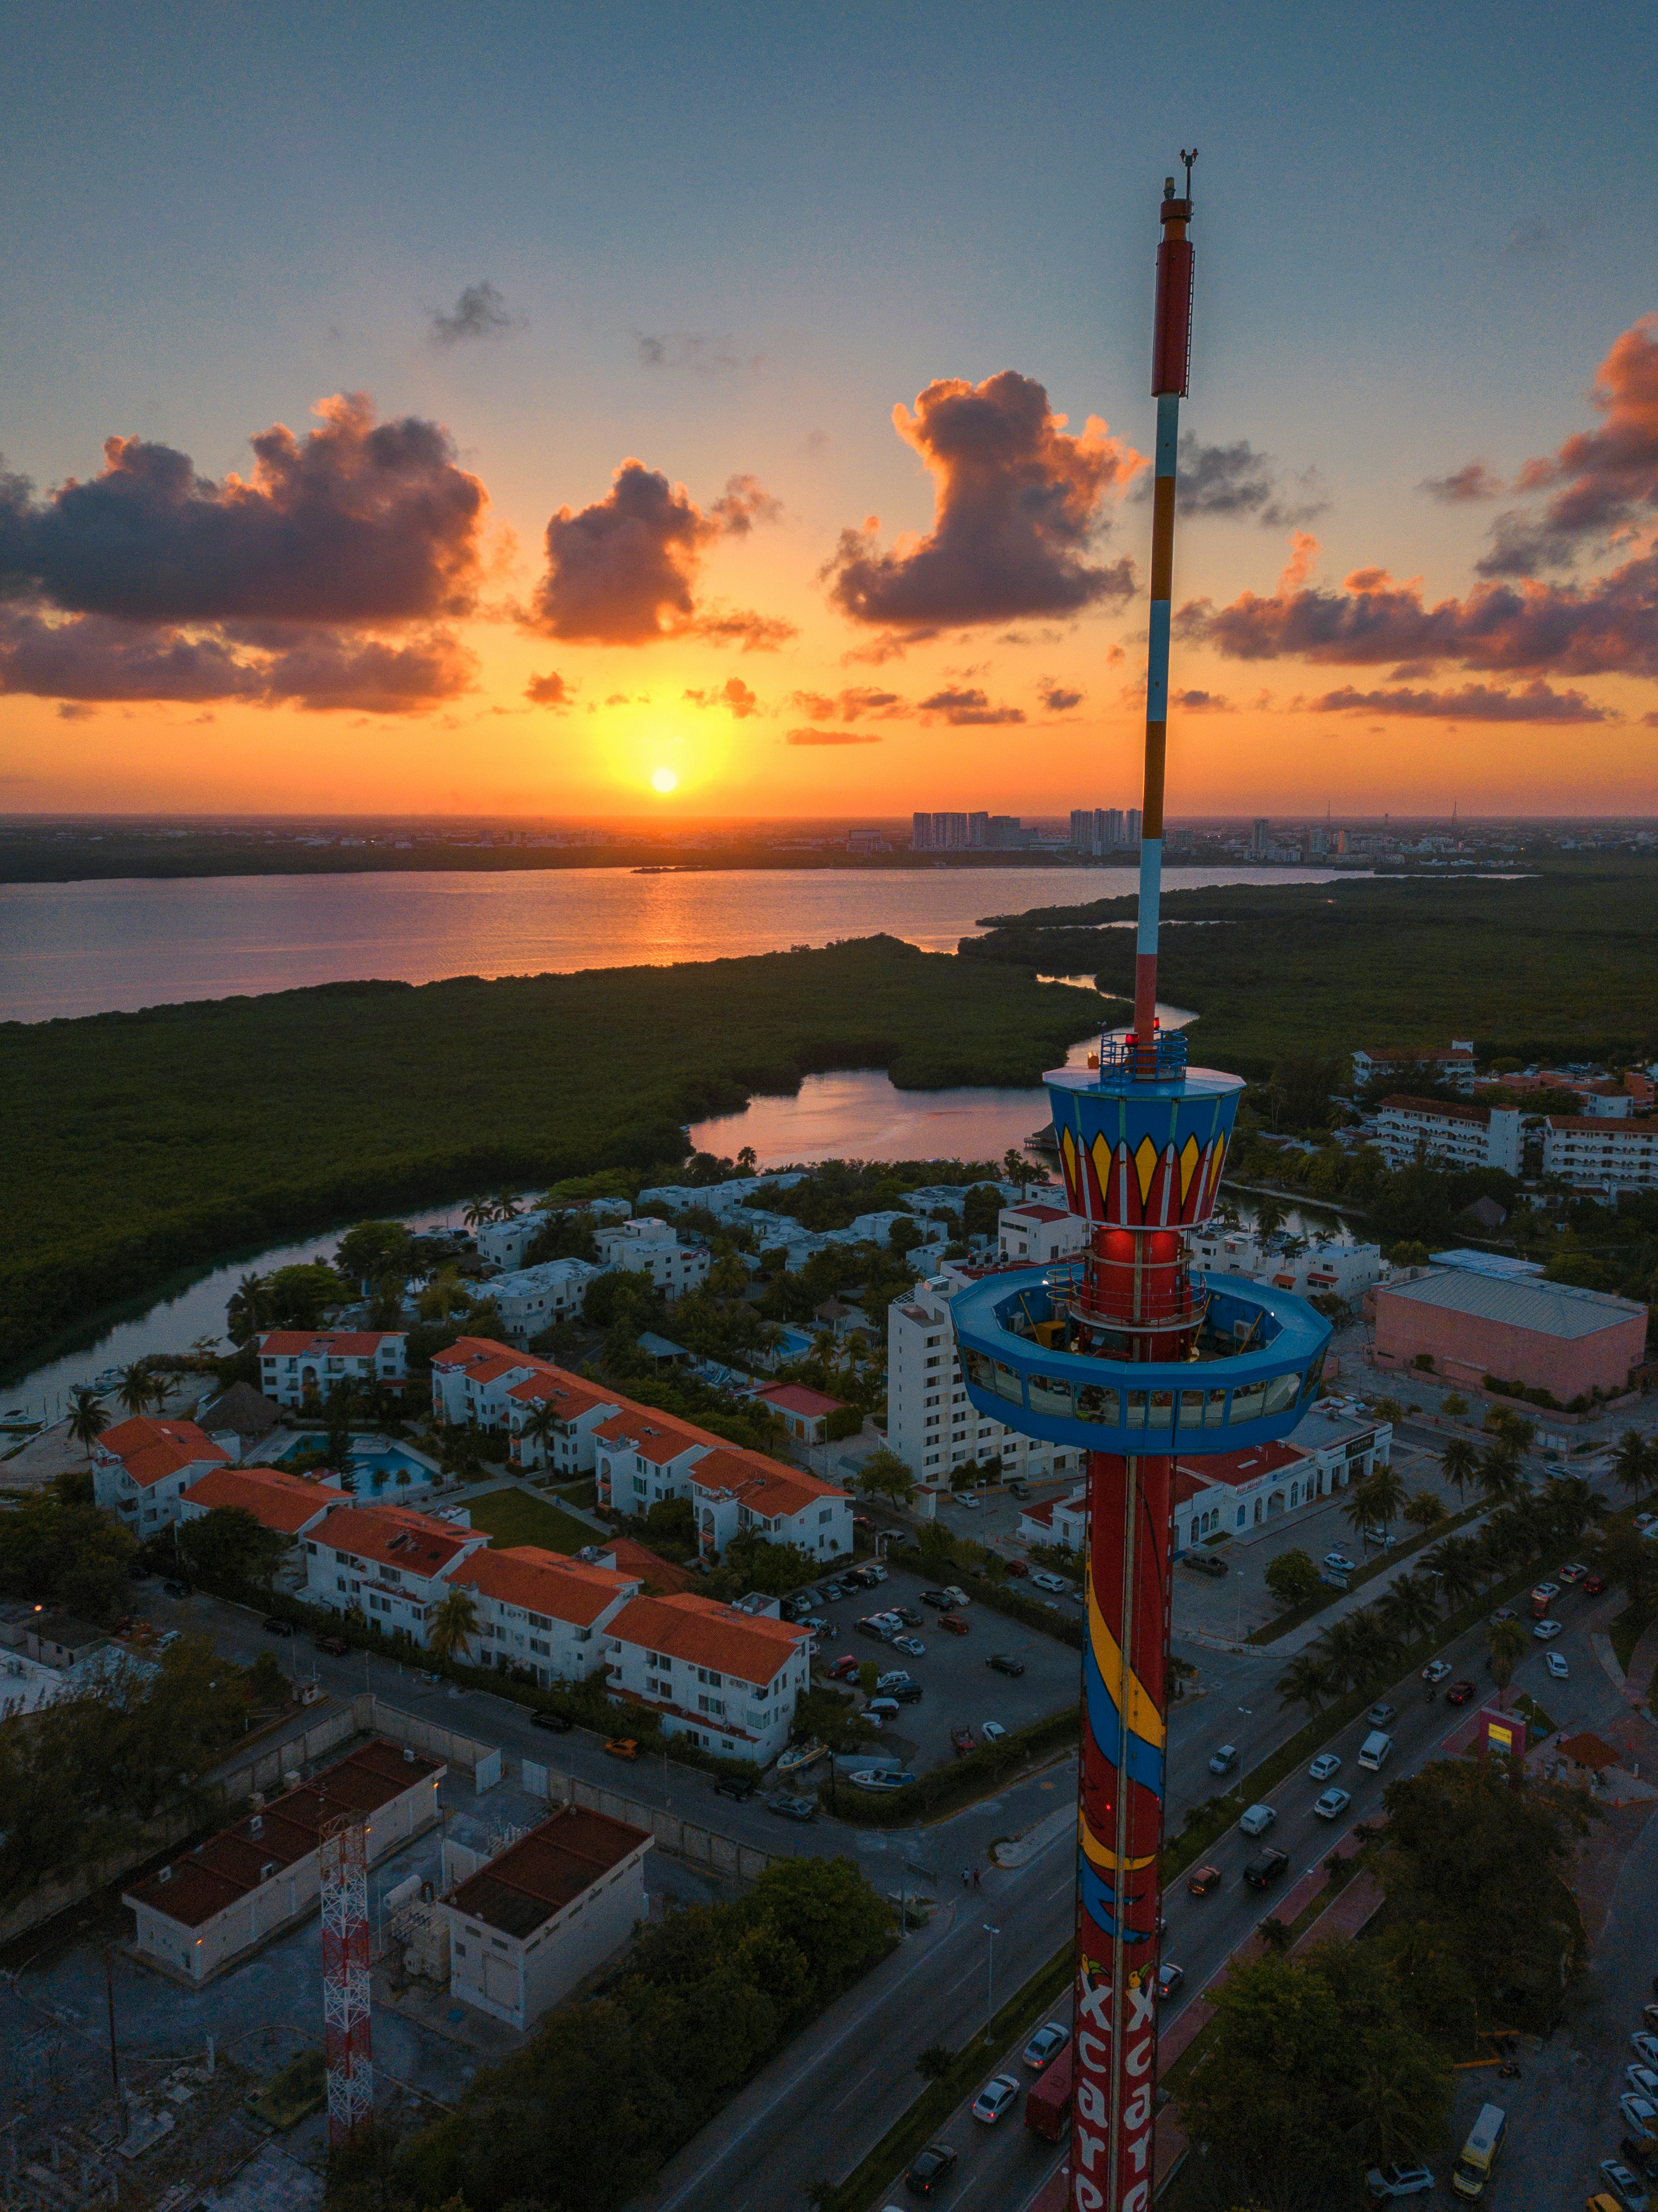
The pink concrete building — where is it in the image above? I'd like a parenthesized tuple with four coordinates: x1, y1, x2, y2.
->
(1374, 1270, 1647, 1400)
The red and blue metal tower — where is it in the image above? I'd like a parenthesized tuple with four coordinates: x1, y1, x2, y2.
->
(952, 162, 1332, 2212)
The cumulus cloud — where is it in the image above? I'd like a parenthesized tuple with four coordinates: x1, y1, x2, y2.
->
(1171, 687, 1233, 711)
(0, 394, 486, 625)
(525, 670, 574, 707)
(1175, 532, 1658, 680)
(684, 676, 760, 718)
(708, 474, 783, 535)
(1037, 677, 1083, 711)
(1133, 436, 1326, 526)
(824, 370, 1141, 634)
(258, 629, 477, 713)
(917, 686, 1026, 726)
(790, 684, 906, 723)
(786, 728, 882, 746)
(528, 460, 717, 644)
(1474, 316, 1658, 575)
(1305, 680, 1607, 723)
(1420, 461, 1505, 504)
(688, 604, 797, 652)
(429, 282, 520, 346)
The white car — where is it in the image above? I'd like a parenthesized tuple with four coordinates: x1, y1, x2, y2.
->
(1632, 2032, 1658, 2067)
(1532, 1581, 1561, 1601)
(1601, 2161, 1650, 2212)
(1238, 1804, 1276, 1837)
(1545, 1651, 1569, 1679)
(969, 2073, 1019, 2124)
(1621, 2093, 1658, 2143)
(1628, 2065, 1658, 2100)
(1532, 1619, 1563, 1641)
(1366, 2166, 1436, 2200)
(957, 1494, 980, 1510)
(1031, 1572, 1070, 1594)
(981, 1721, 1006, 1743)
(1323, 1551, 1357, 1572)
(1421, 1660, 1452, 1684)
(1313, 1787, 1353, 1821)
(1308, 1752, 1342, 1782)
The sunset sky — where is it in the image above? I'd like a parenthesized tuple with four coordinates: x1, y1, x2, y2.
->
(2, 2, 1656, 820)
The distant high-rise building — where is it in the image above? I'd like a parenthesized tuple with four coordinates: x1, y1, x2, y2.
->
(986, 816, 1028, 848)
(968, 811, 990, 849)
(1125, 808, 1142, 847)
(912, 812, 933, 851)
(1309, 825, 1329, 857)
(1251, 817, 1270, 857)
(934, 812, 969, 850)
(1335, 828, 1348, 855)
(1069, 808, 1096, 853)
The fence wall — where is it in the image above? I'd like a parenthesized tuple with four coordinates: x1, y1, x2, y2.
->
(528, 1766, 777, 1881)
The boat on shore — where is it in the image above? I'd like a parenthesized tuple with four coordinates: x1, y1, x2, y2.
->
(776, 1737, 827, 1776)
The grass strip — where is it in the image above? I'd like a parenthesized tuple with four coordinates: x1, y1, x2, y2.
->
(818, 1939, 1075, 2212)
(823, 1708, 1081, 1827)
(1245, 1501, 1486, 1645)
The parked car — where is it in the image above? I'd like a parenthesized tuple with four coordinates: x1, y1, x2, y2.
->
(1633, 2032, 1658, 2067)
(1183, 1551, 1228, 1578)
(1546, 1651, 1570, 1679)
(904, 2143, 959, 2197)
(1585, 1574, 1610, 1595)
(1628, 2067, 1658, 2102)
(1243, 1846, 1290, 1889)
(1446, 1679, 1476, 1704)
(1308, 1752, 1342, 1782)
(531, 1709, 573, 1733)
(868, 1697, 901, 1721)
(939, 1612, 970, 1636)
(1603, 2157, 1652, 2211)
(970, 2075, 1020, 2125)
(857, 1617, 898, 1642)
(262, 1615, 294, 1637)
(1031, 1572, 1071, 1594)
(941, 1587, 972, 1608)
(877, 1670, 914, 1691)
(1313, 1787, 1353, 1821)
(1323, 1552, 1357, 1573)
(1022, 2022, 1071, 2071)
(892, 1636, 927, 1658)
(951, 1725, 979, 1756)
(988, 1653, 1026, 1677)
(982, 1721, 1006, 1743)
(800, 1616, 830, 1634)
(1366, 2164, 1436, 2198)
(1005, 1557, 1030, 1577)
(314, 1635, 350, 1657)
(1186, 1864, 1222, 1898)
(892, 1606, 924, 1626)
(1621, 2095, 1658, 2144)
(821, 1579, 849, 1601)
(920, 1589, 953, 1609)
(1533, 1619, 1563, 1641)
(1007, 1480, 1030, 1502)
(957, 1493, 980, 1510)
(714, 1774, 755, 1800)
(1421, 1660, 1451, 1684)
(1367, 1702, 1397, 1728)
(1208, 1744, 1239, 1775)
(1157, 1962, 1184, 1999)
(1238, 1803, 1276, 1836)
(765, 1792, 818, 1823)
(604, 1738, 639, 1760)
(826, 1654, 860, 1681)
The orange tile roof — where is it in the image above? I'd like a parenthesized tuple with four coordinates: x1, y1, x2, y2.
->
(592, 1411, 708, 1465)
(431, 1335, 534, 1373)
(95, 1416, 229, 1489)
(318, 1503, 479, 1578)
(1008, 1203, 1072, 1223)
(598, 1538, 700, 1595)
(1377, 1094, 1490, 1126)
(689, 1445, 839, 1518)
(180, 1465, 350, 1534)
(505, 1372, 618, 1417)
(607, 1591, 806, 1685)
(752, 1381, 844, 1419)
(452, 1545, 638, 1626)
(1174, 1440, 1305, 1489)
(1546, 1114, 1658, 1133)
(257, 1330, 403, 1356)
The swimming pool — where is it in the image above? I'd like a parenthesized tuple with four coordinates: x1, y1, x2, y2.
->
(278, 1433, 443, 1496)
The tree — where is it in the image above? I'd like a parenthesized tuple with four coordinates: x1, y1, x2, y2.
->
(1264, 1548, 1322, 1611)
(1364, 1463, 1407, 1533)
(462, 1198, 494, 1231)
(1613, 1427, 1656, 1507)
(1484, 1406, 1536, 1455)
(1275, 1651, 1338, 1717)
(518, 1400, 560, 1471)
(1402, 1490, 1446, 1537)
(428, 1588, 480, 1664)
(65, 1386, 109, 1457)
(1485, 1618, 1528, 1701)
(1590, 1519, 1658, 1615)
(176, 1505, 287, 1592)
(0, 1488, 135, 1621)
(1441, 1392, 1469, 1419)
(1474, 1446, 1523, 1510)
(115, 1361, 162, 1417)
(1376, 1573, 1439, 1648)
(1423, 1534, 1481, 1614)
(1253, 1195, 1287, 1245)
(336, 1219, 414, 1286)
(1439, 1437, 1478, 1505)
(262, 1261, 345, 1330)
(226, 1271, 271, 1346)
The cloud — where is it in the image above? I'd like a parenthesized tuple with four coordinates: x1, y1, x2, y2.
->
(1170, 687, 1233, 711)
(429, 282, 520, 346)
(790, 684, 906, 723)
(525, 670, 574, 707)
(56, 701, 97, 720)
(635, 331, 762, 376)
(0, 394, 487, 625)
(1037, 677, 1083, 711)
(786, 727, 882, 746)
(1305, 680, 1608, 723)
(824, 370, 1141, 632)
(917, 686, 1026, 726)
(258, 629, 477, 713)
(1420, 461, 1504, 504)
(1134, 436, 1326, 526)
(1501, 211, 1595, 258)
(708, 474, 782, 536)
(688, 604, 797, 652)
(1176, 532, 1658, 680)
(528, 459, 719, 644)
(1474, 315, 1658, 575)
(684, 676, 760, 718)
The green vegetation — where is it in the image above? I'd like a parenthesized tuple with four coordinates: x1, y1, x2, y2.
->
(0, 1477, 136, 1621)
(0, 937, 1091, 1371)
(960, 856, 1658, 1076)
(463, 1486, 604, 1557)
(338, 1859, 892, 2212)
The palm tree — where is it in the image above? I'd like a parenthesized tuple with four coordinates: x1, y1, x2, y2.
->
(1614, 1428, 1655, 1507)
(1486, 1617, 1529, 1704)
(1254, 1195, 1287, 1247)
(1402, 1489, 1446, 1538)
(1365, 1463, 1407, 1534)
(1376, 1573, 1439, 1648)
(1275, 1651, 1339, 1717)
(518, 1400, 560, 1471)
(1343, 1481, 1379, 1547)
(66, 1386, 109, 1456)
(492, 1192, 520, 1221)
(1311, 1615, 1364, 1697)
(226, 1271, 270, 1346)
(1440, 1436, 1479, 1506)
(427, 1588, 479, 1665)
(1425, 1533, 1481, 1615)
(1347, 1606, 1405, 1690)
(116, 1361, 159, 1417)
(1475, 1446, 1523, 1510)
(462, 1198, 493, 1232)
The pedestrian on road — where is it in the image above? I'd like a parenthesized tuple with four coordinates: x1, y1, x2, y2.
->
(973, 1866, 982, 1888)
(962, 1867, 971, 1888)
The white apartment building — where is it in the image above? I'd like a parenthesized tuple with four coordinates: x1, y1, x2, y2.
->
(503, 1369, 625, 1476)
(886, 1275, 1079, 1486)
(256, 1330, 407, 1408)
(179, 1465, 350, 1547)
(92, 1417, 231, 1532)
(1352, 1044, 1476, 1095)
(449, 1545, 640, 1684)
(592, 1410, 714, 1510)
(999, 1201, 1090, 1266)
(601, 1590, 810, 1761)
(636, 1173, 803, 1217)
(688, 1448, 853, 1560)
(430, 1338, 567, 1430)
(1543, 1114, 1658, 1190)
(476, 1199, 633, 1271)
(594, 1216, 710, 1299)
(484, 1258, 604, 1345)
(1258, 1241, 1387, 1302)
(1170, 1407, 1392, 1549)
(302, 1502, 488, 1639)
(1374, 1096, 1522, 1174)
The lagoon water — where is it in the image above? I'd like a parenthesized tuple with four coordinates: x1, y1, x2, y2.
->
(0, 862, 1343, 1023)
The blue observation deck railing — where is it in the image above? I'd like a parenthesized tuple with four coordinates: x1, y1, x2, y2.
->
(1044, 1257, 1211, 1339)
(1093, 1028, 1189, 1087)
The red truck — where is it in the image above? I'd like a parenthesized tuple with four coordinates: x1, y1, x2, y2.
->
(1024, 2042, 1074, 2143)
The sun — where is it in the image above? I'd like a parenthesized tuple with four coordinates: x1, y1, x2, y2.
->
(650, 767, 679, 794)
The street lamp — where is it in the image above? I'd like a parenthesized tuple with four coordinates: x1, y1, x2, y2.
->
(983, 1924, 1000, 2017)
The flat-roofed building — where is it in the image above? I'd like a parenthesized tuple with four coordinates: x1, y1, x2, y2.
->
(1374, 1268, 1647, 1401)
(1542, 1114, 1658, 1190)
(123, 1739, 444, 1983)
(439, 1805, 651, 2030)
(1374, 1095, 1522, 1174)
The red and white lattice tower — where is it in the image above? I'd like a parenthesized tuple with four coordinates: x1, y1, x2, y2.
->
(320, 1810, 374, 2147)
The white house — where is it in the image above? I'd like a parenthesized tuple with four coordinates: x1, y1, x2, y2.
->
(92, 1417, 231, 1532)
(1018, 1486, 1088, 1549)
(256, 1330, 408, 1409)
(591, 1409, 714, 1511)
(688, 1448, 853, 1560)
(885, 1274, 1079, 1488)
(998, 1201, 1090, 1266)
(602, 1590, 810, 1762)
(1373, 1097, 1523, 1175)
(502, 1369, 625, 1476)
(1352, 1044, 1476, 1095)
(1256, 1241, 1386, 1303)
(439, 1806, 652, 2031)
(429, 1338, 550, 1428)
(484, 1259, 604, 1346)
(448, 1544, 640, 1685)
(1169, 1407, 1392, 1548)
(302, 1502, 488, 1639)
(593, 1216, 710, 1299)
(1542, 1114, 1658, 1190)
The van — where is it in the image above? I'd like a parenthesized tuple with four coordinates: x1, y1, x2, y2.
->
(1451, 2104, 1507, 2198)
(1357, 1730, 1394, 1772)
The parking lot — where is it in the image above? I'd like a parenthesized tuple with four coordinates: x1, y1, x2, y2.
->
(799, 1561, 1082, 1777)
